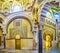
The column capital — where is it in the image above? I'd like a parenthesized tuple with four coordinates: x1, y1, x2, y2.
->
(40, 22, 43, 30)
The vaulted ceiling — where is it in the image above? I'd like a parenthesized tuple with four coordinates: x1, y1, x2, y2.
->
(0, 0, 36, 13)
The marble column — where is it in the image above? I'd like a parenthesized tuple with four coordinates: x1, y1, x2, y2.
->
(39, 22, 43, 53)
(3, 26, 6, 49)
(33, 20, 39, 50)
(56, 19, 58, 48)
(3, 34, 6, 49)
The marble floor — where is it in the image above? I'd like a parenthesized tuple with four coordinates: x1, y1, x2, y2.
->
(43, 48, 60, 53)
(0, 49, 38, 53)
(0, 48, 60, 53)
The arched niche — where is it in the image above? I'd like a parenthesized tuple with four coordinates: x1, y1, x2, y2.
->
(43, 30, 53, 41)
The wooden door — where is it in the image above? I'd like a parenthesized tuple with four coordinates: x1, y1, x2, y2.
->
(15, 39, 21, 49)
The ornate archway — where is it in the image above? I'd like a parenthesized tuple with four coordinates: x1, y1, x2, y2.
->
(0, 14, 5, 27)
(6, 16, 32, 32)
(0, 14, 5, 46)
(39, 0, 59, 52)
(40, 0, 59, 11)
(4, 11, 32, 33)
